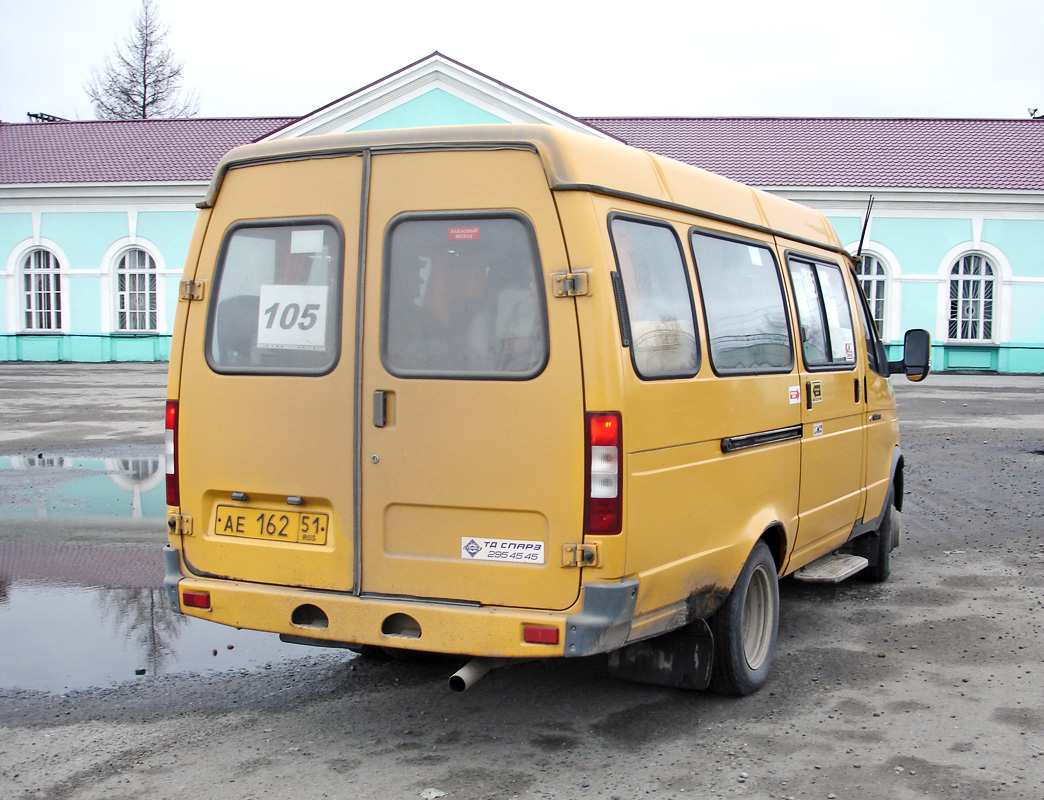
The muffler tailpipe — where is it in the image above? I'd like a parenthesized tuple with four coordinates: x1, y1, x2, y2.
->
(448, 657, 509, 692)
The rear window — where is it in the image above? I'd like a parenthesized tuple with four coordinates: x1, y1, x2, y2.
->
(382, 214, 549, 379)
(206, 219, 343, 375)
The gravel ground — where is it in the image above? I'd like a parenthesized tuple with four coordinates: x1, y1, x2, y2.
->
(0, 365, 1042, 800)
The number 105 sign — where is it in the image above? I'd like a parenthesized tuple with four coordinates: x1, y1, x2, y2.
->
(256, 285, 328, 350)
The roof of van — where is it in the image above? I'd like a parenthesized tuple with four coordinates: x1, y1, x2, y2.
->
(203, 124, 841, 250)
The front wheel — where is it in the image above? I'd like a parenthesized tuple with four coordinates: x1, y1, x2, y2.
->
(861, 502, 900, 583)
(709, 541, 779, 696)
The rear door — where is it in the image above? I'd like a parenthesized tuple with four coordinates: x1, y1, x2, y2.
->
(176, 155, 362, 591)
(358, 148, 586, 610)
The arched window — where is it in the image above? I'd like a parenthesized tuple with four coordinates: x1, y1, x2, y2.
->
(857, 254, 887, 336)
(115, 248, 158, 332)
(948, 254, 995, 341)
(22, 249, 63, 331)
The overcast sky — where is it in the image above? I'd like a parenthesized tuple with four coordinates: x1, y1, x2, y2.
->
(2, 0, 1042, 123)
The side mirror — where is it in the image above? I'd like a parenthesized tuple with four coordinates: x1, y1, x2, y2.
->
(889, 329, 931, 381)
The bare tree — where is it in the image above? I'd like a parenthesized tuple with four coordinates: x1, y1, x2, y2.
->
(85, 0, 200, 120)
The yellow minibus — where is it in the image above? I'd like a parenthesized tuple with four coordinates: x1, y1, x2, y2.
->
(163, 125, 929, 693)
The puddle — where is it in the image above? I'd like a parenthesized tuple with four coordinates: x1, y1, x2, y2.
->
(0, 454, 351, 692)
(0, 454, 166, 533)
(0, 582, 345, 693)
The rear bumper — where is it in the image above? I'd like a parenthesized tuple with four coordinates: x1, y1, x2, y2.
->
(163, 546, 637, 658)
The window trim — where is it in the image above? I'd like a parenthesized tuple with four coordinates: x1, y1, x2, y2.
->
(19, 246, 67, 334)
(947, 252, 996, 343)
(204, 216, 346, 377)
(852, 265, 888, 377)
(100, 237, 168, 336)
(785, 251, 858, 374)
(379, 209, 550, 382)
(689, 226, 794, 377)
(113, 246, 160, 334)
(856, 252, 888, 340)
(607, 212, 701, 381)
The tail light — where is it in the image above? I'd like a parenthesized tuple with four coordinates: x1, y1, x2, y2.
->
(165, 400, 179, 506)
(585, 412, 622, 534)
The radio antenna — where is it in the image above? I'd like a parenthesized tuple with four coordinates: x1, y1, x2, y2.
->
(855, 195, 875, 261)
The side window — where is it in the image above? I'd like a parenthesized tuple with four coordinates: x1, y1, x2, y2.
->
(788, 256, 857, 370)
(382, 214, 548, 379)
(609, 216, 699, 379)
(206, 219, 343, 375)
(689, 230, 792, 374)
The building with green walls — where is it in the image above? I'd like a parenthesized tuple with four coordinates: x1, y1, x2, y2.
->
(2, 53, 1043, 371)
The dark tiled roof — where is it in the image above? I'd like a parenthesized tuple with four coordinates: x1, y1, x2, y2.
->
(3, 116, 1043, 191)
(0, 118, 293, 184)
(581, 117, 1044, 191)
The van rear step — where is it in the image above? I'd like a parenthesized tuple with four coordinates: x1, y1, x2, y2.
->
(793, 554, 868, 583)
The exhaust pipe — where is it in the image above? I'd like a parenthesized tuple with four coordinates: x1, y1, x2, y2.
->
(448, 657, 508, 692)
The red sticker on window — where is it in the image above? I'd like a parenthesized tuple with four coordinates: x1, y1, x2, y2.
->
(448, 226, 480, 241)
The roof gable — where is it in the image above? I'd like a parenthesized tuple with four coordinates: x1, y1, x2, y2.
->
(261, 52, 610, 140)
(351, 88, 506, 131)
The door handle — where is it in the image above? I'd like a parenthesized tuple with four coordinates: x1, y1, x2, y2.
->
(373, 390, 387, 428)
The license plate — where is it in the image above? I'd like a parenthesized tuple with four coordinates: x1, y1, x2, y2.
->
(215, 506, 328, 545)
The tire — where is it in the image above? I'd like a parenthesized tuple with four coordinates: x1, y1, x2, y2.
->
(709, 541, 780, 696)
(861, 502, 900, 583)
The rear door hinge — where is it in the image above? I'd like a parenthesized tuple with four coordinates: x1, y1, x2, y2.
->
(551, 271, 589, 298)
(167, 513, 193, 536)
(179, 279, 206, 302)
(563, 543, 600, 567)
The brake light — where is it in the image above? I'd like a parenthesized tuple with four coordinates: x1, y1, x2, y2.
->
(585, 412, 622, 534)
(165, 400, 179, 506)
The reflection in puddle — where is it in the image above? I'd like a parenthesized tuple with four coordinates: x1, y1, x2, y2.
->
(0, 455, 166, 527)
(0, 582, 345, 693)
(0, 454, 349, 692)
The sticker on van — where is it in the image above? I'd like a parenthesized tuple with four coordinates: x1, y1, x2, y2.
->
(462, 537, 545, 564)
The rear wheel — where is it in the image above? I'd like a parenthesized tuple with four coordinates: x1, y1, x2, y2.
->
(709, 541, 779, 696)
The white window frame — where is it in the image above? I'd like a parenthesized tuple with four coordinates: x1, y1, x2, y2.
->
(114, 247, 159, 332)
(100, 237, 168, 335)
(934, 241, 1012, 346)
(844, 241, 901, 343)
(6, 239, 70, 334)
(947, 253, 996, 342)
(856, 253, 888, 338)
